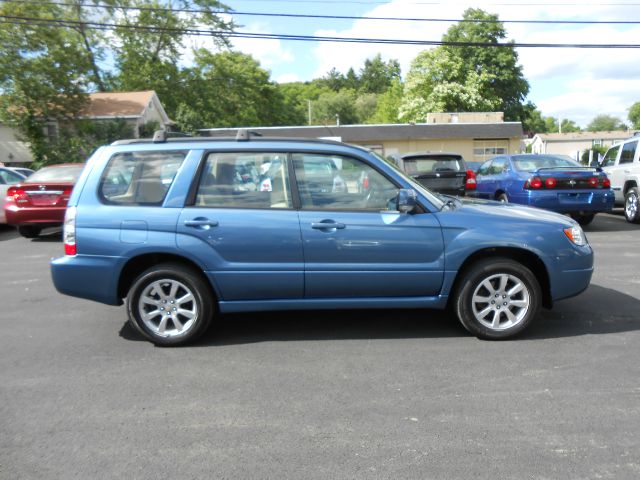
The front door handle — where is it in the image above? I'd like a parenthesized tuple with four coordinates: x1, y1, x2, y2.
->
(184, 218, 219, 228)
(311, 221, 346, 230)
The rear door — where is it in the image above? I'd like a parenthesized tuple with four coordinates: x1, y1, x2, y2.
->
(176, 151, 304, 301)
(293, 152, 444, 298)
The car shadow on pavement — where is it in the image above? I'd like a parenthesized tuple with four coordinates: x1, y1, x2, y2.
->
(118, 284, 640, 346)
(0, 225, 19, 241)
(524, 284, 640, 340)
(32, 228, 62, 242)
(584, 210, 639, 233)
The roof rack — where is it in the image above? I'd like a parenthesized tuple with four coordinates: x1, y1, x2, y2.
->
(235, 129, 263, 141)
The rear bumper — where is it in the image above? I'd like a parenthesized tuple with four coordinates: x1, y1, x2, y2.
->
(511, 190, 614, 213)
(5, 205, 66, 226)
(51, 254, 124, 306)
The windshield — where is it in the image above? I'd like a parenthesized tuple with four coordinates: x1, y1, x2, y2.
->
(512, 155, 582, 172)
(370, 152, 445, 209)
(26, 165, 84, 183)
(403, 155, 464, 174)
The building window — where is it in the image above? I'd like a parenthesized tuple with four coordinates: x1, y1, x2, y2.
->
(473, 140, 509, 162)
(592, 139, 602, 147)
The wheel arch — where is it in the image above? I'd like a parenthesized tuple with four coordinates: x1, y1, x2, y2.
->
(623, 180, 638, 195)
(450, 247, 552, 309)
(494, 190, 507, 200)
(117, 253, 218, 304)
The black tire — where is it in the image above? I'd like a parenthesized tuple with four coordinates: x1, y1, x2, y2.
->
(571, 213, 595, 226)
(453, 258, 541, 340)
(497, 192, 509, 203)
(18, 226, 41, 238)
(624, 187, 640, 224)
(126, 263, 214, 346)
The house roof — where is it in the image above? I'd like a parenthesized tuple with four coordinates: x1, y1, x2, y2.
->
(200, 122, 523, 142)
(534, 131, 631, 142)
(80, 91, 156, 118)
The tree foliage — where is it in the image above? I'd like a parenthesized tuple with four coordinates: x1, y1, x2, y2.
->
(628, 101, 640, 129)
(400, 8, 529, 123)
(587, 114, 627, 132)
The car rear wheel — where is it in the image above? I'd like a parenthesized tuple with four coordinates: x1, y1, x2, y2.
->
(497, 193, 509, 203)
(571, 213, 595, 226)
(624, 187, 640, 224)
(126, 263, 214, 346)
(17, 226, 42, 238)
(454, 258, 541, 340)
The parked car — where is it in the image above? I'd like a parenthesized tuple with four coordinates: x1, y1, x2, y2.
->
(10, 167, 35, 178)
(0, 167, 27, 225)
(390, 152, 476, 197)
(4, 163, 85, 238)
(465, 160, 484, 173)
(599, 133, 640, 223)
(470, 154, 614, 225)
(51, 131, 594, 346)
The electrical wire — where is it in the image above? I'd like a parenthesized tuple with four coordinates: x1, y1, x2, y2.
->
(1, 0, 640, 25)
(2, 14, 640, 48)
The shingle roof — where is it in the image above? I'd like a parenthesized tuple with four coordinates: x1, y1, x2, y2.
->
(80, 91, 156, 118)
(200, 122, 523, 142)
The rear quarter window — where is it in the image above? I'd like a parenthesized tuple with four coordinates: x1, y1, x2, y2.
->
(99, 151, 187, 205)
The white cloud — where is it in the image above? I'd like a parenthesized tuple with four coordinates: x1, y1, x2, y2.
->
(310, 0, 640, 125)
(276, 73, 301, 83)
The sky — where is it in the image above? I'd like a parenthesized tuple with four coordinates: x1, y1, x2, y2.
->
(205, 0, 640, 128)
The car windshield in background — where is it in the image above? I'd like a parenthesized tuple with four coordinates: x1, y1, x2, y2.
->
(403, 156, 464, 174)
(512, 155, 582, 172)
(26, 166, 84, 183)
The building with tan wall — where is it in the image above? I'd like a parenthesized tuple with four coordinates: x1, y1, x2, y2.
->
(0, 123, 33, 166)
(201, 118, 523, 164)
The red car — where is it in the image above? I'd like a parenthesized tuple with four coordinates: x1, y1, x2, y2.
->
(4, 163, 85, 238)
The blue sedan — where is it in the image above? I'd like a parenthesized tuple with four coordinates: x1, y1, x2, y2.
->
(470, 154, 614, 225)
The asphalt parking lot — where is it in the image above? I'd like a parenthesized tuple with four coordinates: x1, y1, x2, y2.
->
(1, 212, 639, 479)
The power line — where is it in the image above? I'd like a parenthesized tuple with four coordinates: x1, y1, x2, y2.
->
(2, 14, 640, 48)
(2, 0, 640, 25)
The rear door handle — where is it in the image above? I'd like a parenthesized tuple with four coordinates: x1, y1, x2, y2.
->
(184, 218, 219, 228)
(311, 221, 346, 230)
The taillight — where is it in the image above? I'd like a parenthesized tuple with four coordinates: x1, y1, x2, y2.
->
(602, 177, 611, 188)
(588, 177, 598, 188)
(62, 187, 73, 197)
(362, 175, 369, 190)
(63, 206, 77, 256)
(525, 177, 543, 189)
(465, 169, 477, 190)
(545, 177, 557, 189)
(6, 186, 27, 204)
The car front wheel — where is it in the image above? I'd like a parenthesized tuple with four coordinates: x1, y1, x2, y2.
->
(126, 263, 214, 346)
(454, 258, 541, 340)
(624, 187, 640, 224)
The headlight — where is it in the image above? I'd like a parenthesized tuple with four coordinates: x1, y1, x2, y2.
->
(564, 225, 587, 246)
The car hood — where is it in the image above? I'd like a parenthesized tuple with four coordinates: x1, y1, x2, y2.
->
(447, 196, 576, 228)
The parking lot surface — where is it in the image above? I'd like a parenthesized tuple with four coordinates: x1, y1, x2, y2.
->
(1, 212, 639, 479)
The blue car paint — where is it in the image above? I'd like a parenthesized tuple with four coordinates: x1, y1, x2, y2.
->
(51, 140, 593, 314)
(472, 156, 614, 214)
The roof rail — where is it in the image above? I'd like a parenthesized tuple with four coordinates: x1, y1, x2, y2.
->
(235, 129, 263, 142)
(153, 130, 192, 143)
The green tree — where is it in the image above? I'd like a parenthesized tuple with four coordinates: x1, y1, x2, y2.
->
(312, 90, 359, 125)
(354, 94, 378, 123)
(628, 101, 640, 129)
(400, 8, 529, 123)
(560, 119, 581, 133)
(587, 114, 627, 132)
(370, 79, 404, 124)
(359, 54, 401, 94)
(174, 50, 289, 131)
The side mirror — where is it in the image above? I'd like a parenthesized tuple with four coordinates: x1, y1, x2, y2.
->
(397, 188, 417, 213)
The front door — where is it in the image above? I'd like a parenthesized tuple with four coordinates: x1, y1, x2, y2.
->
(293, 153, 445, 298)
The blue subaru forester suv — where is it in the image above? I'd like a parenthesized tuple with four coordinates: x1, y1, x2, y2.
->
(51, 132, 594, 346)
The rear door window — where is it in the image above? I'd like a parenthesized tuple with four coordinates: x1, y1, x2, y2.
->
(99, 151, 187, 205)
(195, 152, 292, 209)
